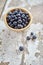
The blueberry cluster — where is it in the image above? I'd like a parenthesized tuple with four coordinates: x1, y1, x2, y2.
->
(26, 32, 37, 41)
(6, 9, 30, 29)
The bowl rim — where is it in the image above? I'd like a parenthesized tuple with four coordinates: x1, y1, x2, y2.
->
(4, 7, 32, 32)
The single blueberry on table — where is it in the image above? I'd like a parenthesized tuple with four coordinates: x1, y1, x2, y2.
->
(19, 46, 24, 51)
(32, 35, 37, 40)
(26, 36, 30, 40)
(31, 32, 34, 35)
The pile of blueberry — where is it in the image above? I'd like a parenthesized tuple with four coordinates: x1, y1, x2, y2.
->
(6, 9, 30, 29)
(26, 32, 37, 41)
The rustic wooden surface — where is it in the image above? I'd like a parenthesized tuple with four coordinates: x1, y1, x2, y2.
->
(0, 0, 7, 17)
(0, 0, 43, 65)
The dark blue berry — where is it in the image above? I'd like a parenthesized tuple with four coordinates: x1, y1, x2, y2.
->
(32, 35, 37, 40)
(27, 18, 30, 22)
(9, 23, 14, 28)
(25, 21, 28, 25)
(17, 14, 20, 17)
(8, 12, 12, 15)
(19, 46, 24, 51)
(10, 19, 14, 22)
(18, 19, 22, 24)
(14, 26, 18, 29)
(31, 32, 34, 35)
(14, 16, 18, 20)
(22, 23, 26, 27)
(17, 24, 23, 29)
(26, 36, 30, 40)
(7, 15, 11, 20)
(17, 9, 20, 12)
(13, 21, 17, 26)
(26, 14, 29, 18)
(18, 17, 21, 19)
(24, 16, 27, 20)
(22, 19, 25, 23)
(13, 10, 18, 15)
(8, 22, 11, 26)
(11, 15, 15, 18)
(21, 14, 25, 18)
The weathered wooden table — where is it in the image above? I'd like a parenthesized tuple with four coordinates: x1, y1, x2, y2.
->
(0, 0, 43, 65)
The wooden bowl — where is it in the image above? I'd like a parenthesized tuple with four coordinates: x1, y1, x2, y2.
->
(4, 7, 32, 32)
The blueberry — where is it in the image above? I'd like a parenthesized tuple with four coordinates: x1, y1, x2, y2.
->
(25, 13, 29, 16)
(26, 36, 30, 40)
(16, 14, 20, 17)
(31, 32, 34, 35)
(26, 14, 29, 18)
(8, 22, 12, 26)
(19, 46, 24, 51)
(20, 12, 23, 15)
(17, 9, 20, 12)
(14, 26, 18, 29)
(13, 21, 17, 26)
(10, 24, 14, 28)
(24, 16, 27, 20)
(22, 19, 26, 23)
(14, 16, 18, 20)
(18, 17, 21, 19)
(22, 23, 26, 27)
(17, 24, 23, 29)
(19, 10, 23, 14)
(9, 23, 14, 28)
(25, 21, 28, 25)
(11, 15, 15, 18)
(7, 15, 11, 20)
(10, 19, 14, 22)
(8, 12, 12, 15)
(27, 18, 30, 22)
(23, 24, 26, 27)
(32, 35, 37, 40)
(13, 10, 18, 15)
(6, 18, 10, 23)
(21, 14, 25, 18)
(18, 19, 22, 24)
